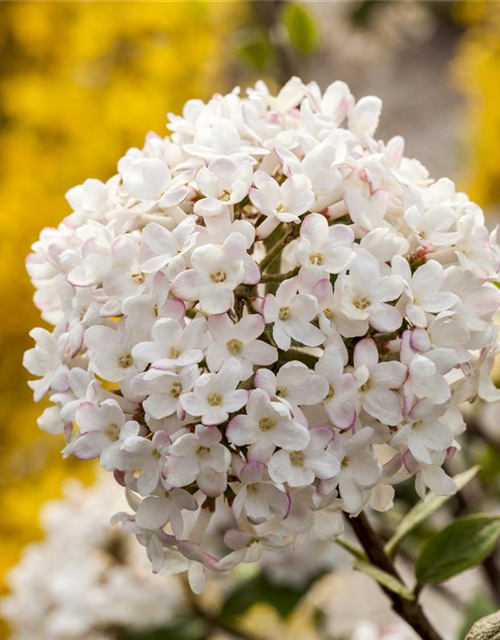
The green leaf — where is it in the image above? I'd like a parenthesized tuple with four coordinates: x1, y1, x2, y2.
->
(416, 513, 500, 585)
(353, 559, 414, 600)
(220, 570, 324, 620)
(281, 2, 318, 54)
(236, 31, 274, 70)
(335, 536, 367, 561)
(118, 616, 205, 640)
(385, 466, 480, 556)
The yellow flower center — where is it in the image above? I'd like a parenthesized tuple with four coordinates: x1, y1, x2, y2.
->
(227, 338, 243, 355)
(207, 392, 223, 406)
(259, 416, 276, 432)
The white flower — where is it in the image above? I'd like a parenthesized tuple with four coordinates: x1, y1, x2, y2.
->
(344, 187, 388, 232)
(254, 361, 329, 411)
(23, 77, 500, 584)
(171, 233, 254, 314)
(217, 529, 287, 570)
(268, 426, 340, 487)
(231, 460, 290, 523)
(226, 388, 310, 462)
(404, 201, 457, 248)
(140, 217, 198, 278)
(23, 329, 68, 401)
(250, 171, 315, 237)
(118, 431, 171, 496)
(263, 277, 325, 350)
(206, 313, 277, 378)
(325, 427, 382, 513)
(296, 213, 354, 275)
(194, 157, 253, 217)
(393, 399, 454, 465)
(393, 257, 458, 328)
(84, 323, 139, 383)
(119, 157, 190, 208)
(353, 337, 406, 426)
(179, 358, 247, 426)
(336, 249, 403, 332)
(132, 317, 206, 370)
(135, 487, 198, 534)
(316, 344, 359, 429)
(63, 399, 139, 470)
(132, 365, 198, 420)
(164, 424, 231, 496)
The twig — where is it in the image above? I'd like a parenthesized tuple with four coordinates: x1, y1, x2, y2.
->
(349, 512, 444, 640)
(260, 266, 299, 284)
(258, 228, 293, 272)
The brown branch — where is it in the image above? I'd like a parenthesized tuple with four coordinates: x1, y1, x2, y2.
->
(349, 512, 444, 640)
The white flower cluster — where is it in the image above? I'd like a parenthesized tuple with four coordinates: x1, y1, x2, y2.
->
(1, 478, 181, 640)
(24, 77, 500, 590)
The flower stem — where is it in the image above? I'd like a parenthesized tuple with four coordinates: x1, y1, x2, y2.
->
(349, 512, 444, 640)
(260, 266, 299, 284)
(258, 227, 293, 272)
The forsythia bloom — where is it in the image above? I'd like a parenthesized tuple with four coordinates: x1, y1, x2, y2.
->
(24, 77, 500, 592)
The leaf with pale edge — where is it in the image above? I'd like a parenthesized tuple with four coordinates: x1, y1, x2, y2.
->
(416, 513, 500, 585)
(353, 559, 414, 600)
(385, 466, 480, 556)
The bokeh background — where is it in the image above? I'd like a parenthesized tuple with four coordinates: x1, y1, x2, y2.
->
(0, 1, 499, 639)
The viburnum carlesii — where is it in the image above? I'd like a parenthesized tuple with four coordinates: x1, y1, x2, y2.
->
(24, 77, 500, 591)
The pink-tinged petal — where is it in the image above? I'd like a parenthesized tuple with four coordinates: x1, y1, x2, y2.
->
(208, 313, 234, 343)
(267, 450, 292, 484)
(67, 432, 108, 459)
(234, 314, 265, 341)
(223, 389, 249, 413)
(226, 415, 257, 446)
(350, 451, 382, 487)
(240, 461, 265, 484)
(408, 430, 432, 465)
(199, 287, 234, 315)
(135, 496, 171, 529)
(422, 292, 458, 313)
(273, 324, 291, 350)
(179, 392, 207, 417)
(253, 369, 276, 396)
(363, 389, 402, 426)
(273, 421, 310, 450)
(164, 455, 197, 487)
(373, 275, 403, 303)
(286, 319, 324, 347)
(171, 269, 203, 302)
(369, 302, 402, 332)
(307, 450, 340, 479)
(247, 439, 276, 463)
(198, 468, 227, 497)
(325, 399, 356, 430)
(241, 340, 278, 366)
(353, 337, 378, 371)
(137, 460, 161, 495)
(309, 425, 335, 450)
(372, 361, 407, 389)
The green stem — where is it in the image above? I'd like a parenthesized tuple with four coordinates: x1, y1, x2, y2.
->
(260, 266, 299, 284)
(258, 227, 293, 272)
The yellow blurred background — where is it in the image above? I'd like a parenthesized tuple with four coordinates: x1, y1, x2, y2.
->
(0, 3, 244, 636)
